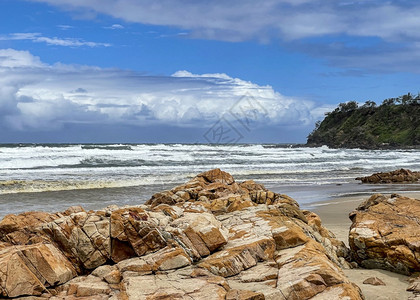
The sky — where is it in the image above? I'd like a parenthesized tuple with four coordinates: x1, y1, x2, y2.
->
(1, 0, 420, 143)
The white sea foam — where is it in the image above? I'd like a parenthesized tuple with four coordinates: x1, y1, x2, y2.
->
(0, 144, 419, 195)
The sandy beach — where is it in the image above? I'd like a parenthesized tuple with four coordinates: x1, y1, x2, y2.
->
(311, 192, 420, 300)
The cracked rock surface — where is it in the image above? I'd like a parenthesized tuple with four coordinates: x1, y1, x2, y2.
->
(0, 169, 363, 299)
(356, 168, 420, 183)
(349, 193, 420, 275)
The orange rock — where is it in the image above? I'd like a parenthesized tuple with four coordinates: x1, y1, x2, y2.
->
(275, 241, 352, 299)
(0, 248, 46, 298)
(356, 168, 420, 183)
(121, 267, 228, 299)
(0, 211, 59, 236)
(0, 211, 60, 245)
(110, 207, 168, 262)
(0, 243, 76, 298)
(226, 289, 265, 300)
(40, 212, 110, 270)
(65, 275, 111, 297)
(349, 194, 420, 274)
(197, 168, 235, 185)
(169, 212, 228, 258)
(0, 169, 365, 299)
(199, 237, 276, 277)
(146, 190, 180, 208)
(226, 198, 256, 212)
(363, 277, 386, 286)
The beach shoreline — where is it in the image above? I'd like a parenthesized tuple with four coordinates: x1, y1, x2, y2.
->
(310, 191, 420, 300)
(0, 166, 419, 299)
(0, 143, 419, 219)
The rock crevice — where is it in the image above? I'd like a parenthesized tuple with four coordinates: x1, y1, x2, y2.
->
(0, 169, 363, 299)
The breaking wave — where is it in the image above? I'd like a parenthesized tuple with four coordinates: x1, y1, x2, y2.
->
(0, 143, 419, 194)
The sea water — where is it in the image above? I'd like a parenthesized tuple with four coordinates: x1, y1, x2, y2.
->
(0, 144, 419, 218)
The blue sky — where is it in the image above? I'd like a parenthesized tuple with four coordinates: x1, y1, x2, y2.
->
(1, 0, 420, 143)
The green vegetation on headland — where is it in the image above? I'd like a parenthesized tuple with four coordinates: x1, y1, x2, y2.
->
(307, 93, 420, 149)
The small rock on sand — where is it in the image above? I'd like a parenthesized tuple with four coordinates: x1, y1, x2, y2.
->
(363, 277, 386, 286)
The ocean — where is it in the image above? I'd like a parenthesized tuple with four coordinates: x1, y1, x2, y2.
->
(1, 143, 419, 218)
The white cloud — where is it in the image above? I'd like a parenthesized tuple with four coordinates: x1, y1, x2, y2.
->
(0, 49, 322, 132)
(105, 24, 124, 30)
(0, 33, 110, 47)
(57, 25, 74, 30)
(0, 49, 44, 68)
(24, 0, 420, 73)
(26, 0, 420, 42)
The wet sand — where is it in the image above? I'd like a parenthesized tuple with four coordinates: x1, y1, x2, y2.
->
(310, 192, 420, 300)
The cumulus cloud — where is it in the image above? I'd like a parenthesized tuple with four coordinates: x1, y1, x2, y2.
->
(0, 49, 43, 68)
(0, 48, 322, 133)
(0, 33, 110, 47)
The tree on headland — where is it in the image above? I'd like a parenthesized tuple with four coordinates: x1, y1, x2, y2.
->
(362, 100, 376, 108)
(338, 101, 358, 112)
(307, 93, 420, 149)
(382, 98, 396, 106)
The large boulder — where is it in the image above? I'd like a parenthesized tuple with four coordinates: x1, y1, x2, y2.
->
(0, 243, 76, 298)
(356, 168, 420, 183)
(40, 211, 111, 270)
(109, 206, 170, 262)
(145, 168, 291, 212)
(168, 212, 229, 260)
(208, 205, 360, 299)
(349, 194, 420, 275)
(0, 169, 364, 299)
(0, 211, 63, 245)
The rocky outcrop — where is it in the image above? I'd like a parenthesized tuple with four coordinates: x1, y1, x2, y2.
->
(356, 168, 420, 183)
(349, 193, 420, 275)
(0, 169, 363, 299)
(0, 243, 76, 298)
